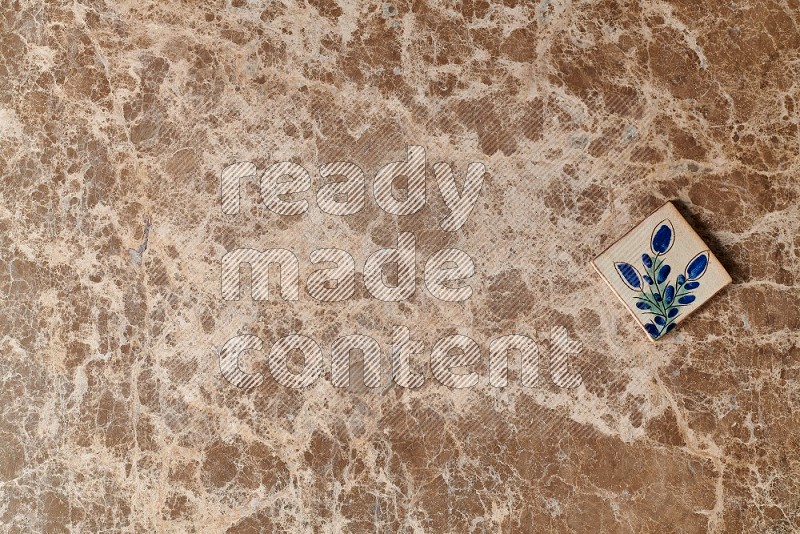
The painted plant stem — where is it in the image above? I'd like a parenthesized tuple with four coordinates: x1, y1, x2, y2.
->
(614, 219, 711, 340)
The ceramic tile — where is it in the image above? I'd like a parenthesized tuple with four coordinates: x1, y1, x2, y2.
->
(593, 201, 731, 341)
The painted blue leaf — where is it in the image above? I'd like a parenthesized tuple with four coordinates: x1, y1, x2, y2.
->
(641, 254, 652, 269)
(636, 302, 651, 310)
(677, 274, 686, 286)
(614, 262, 642, 290)
(644, 323, 660, 339)
(653, 292, 662, 302)
(684, 281, 700, 290)
(654, 315, 666, 326)
(664, 285, 675, 304)
(686, 251, 709, 280)
(678, 295, 696, 305)
(656, 264, 671, 284)
(668, 307, 679, 318)
(643, 274, 653, 285)
(651, 220, 674, 255)
(665, 323, 677, 334)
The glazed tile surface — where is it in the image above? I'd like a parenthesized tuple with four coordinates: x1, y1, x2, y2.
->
(593, 201, 732, 341)
(1, 1, 799, 533)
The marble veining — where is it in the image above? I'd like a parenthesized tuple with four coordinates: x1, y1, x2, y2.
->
(0, 0, 798, 532)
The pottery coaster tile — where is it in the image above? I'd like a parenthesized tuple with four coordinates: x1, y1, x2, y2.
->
(592, 201, 731, 341)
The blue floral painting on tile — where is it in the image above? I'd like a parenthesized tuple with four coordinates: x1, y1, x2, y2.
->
(614, 219, 709, 340)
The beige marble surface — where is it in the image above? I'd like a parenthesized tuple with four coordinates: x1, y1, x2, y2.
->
(1, 0, 798, 532)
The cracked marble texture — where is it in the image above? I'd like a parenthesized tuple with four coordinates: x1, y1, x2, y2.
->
(1, 0, 799, 532)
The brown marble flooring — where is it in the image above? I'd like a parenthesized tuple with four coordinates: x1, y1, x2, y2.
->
(1, 0, 798, 532)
